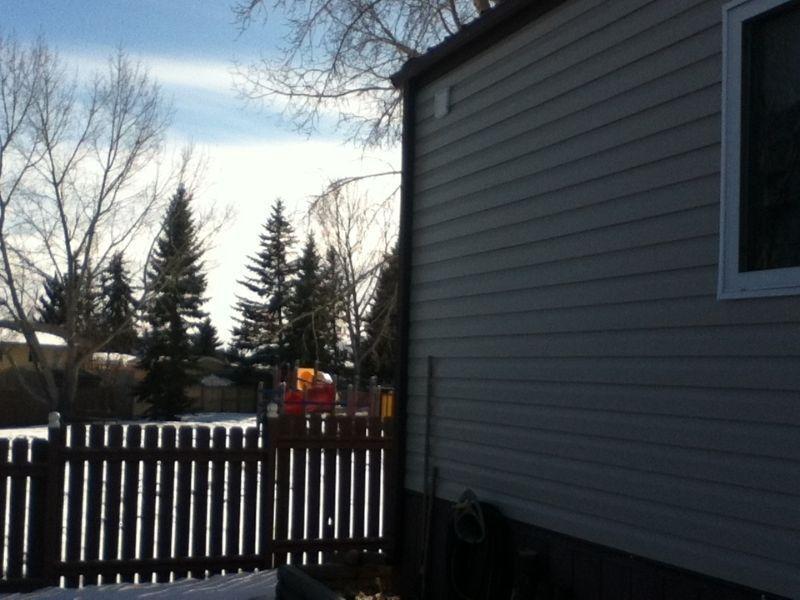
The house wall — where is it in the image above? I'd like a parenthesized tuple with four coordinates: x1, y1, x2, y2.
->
(0, 345, 67, 371)
(404, 0, 800, 597)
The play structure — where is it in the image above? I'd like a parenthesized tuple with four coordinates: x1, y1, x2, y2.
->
(258, 362, 395, 417)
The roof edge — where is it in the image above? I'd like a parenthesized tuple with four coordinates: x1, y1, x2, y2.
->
(391, 0, 566, 88)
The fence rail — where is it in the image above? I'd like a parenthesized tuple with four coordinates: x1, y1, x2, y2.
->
(0, 414, 396, 592)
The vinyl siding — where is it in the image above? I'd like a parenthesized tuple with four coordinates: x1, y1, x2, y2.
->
(404, 0, 800, 597)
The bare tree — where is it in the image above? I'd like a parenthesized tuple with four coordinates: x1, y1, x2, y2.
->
(234, 0, 493, 148)
(0, 37, 182, 417)
(312, 184, 393, 388)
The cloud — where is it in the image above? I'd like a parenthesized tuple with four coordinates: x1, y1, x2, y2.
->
(61, 49, 236, 95)
(140, 55, 236, 94)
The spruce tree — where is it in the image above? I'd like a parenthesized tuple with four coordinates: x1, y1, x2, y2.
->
(138, 185, 207, 419)
(38, 267, 99, 336)
(316, 246, 345, 372)
(285, 234, 322, 364)
(231, 198, 296, 363)
(363, 246, 399, 384)
(98, 253, 138, 353)
(195, 317, 221, 357)
(37, 273, 67, 325)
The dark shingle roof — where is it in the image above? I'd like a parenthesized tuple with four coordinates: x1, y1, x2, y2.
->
(390, 0, 565, 88)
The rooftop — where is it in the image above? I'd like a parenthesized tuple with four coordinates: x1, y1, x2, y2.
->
(0, 328, 66, 348)
(391, 0, 565, 87)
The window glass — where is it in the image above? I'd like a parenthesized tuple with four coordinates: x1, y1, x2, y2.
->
(739, 1, 800, 272)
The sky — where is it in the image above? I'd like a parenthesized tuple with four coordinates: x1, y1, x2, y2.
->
(1, 0, 400, 342)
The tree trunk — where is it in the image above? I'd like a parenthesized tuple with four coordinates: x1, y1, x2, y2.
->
(59, 358, 80, 422)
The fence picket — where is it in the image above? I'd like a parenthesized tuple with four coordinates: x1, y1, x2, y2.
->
(27, 439, 48, 581)
(226, 427, 243, 564)
(44, 419, 66, 587)
(174, 426, 194, 578)
(6, 439, 29, 580)
(290, 417, 307, 565)
(65, 426, 87, 587)
(155, 426, 176, 582)
(139, 425, 159, 575)
(83, 425, 105, 572)
(352, 418, 367, 541)
(192, 427, 211, 566)
(274, 430, 291, 567)
(208, 427, 226, 575)
(258, 420, 276, 569)
(305, 416, 322, 565)
(367, 418, 382, 540)
(336, 418, 353, 544)
(102, 425, 124, 582)
(241, 428, 258, 558)
(321, 417, 337, 563)
(121, 425, 142, 583)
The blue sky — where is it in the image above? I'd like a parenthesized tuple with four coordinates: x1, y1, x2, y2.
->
(3, 1, 400, 342)
(2, 1, 275, 61)
(2, 0, 291, 142)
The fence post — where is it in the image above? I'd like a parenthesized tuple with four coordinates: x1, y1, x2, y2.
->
(260, 415, 278, 568)
(43, 412, 65, 586)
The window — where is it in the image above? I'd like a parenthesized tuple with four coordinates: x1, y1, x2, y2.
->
(719, 0, 800, 298)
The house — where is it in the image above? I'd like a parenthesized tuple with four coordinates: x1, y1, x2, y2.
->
(392, 0, 799, 598)
(0, 329, 67, 371)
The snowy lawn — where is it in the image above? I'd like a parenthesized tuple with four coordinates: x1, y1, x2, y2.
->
(0, 413, 259, 441)
(4, 569, 277, 598)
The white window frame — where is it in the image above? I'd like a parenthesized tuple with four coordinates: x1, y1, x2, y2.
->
(719, 0, 800, 299)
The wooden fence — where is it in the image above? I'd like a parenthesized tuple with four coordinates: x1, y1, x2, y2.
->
(0, 414, 396, 592)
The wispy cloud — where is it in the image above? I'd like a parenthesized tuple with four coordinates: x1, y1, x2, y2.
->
(140, 55, 236, 94)
(61, 49, 237, 95)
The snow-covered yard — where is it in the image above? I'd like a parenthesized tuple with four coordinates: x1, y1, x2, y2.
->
(0, 413, 260, 441)
(5, 569, 277, 599)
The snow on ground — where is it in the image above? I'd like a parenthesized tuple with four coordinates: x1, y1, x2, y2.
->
(0, 424, 48, 440)
(177, 412, 258, 428)
(0, 413, 259, 441)
(5, 569, 277, 599)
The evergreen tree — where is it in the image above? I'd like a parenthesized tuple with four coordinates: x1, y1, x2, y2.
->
(316, 246, 346, 372)
(37, 273, 67, 325)
(195, 317, 221, 357)
(138, 185, 207, 419)
(98, 253, 138, 353)
(285, 234, 322, 364)
(363, 246, 399, 384)
(231, 198, 296, 363)
(37, 266, 99, 336)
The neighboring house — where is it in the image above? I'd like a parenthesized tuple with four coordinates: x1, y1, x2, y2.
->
(392, 1, 799, 598)
(0, 329, 67, 425)
(0, 329, 67, 371)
